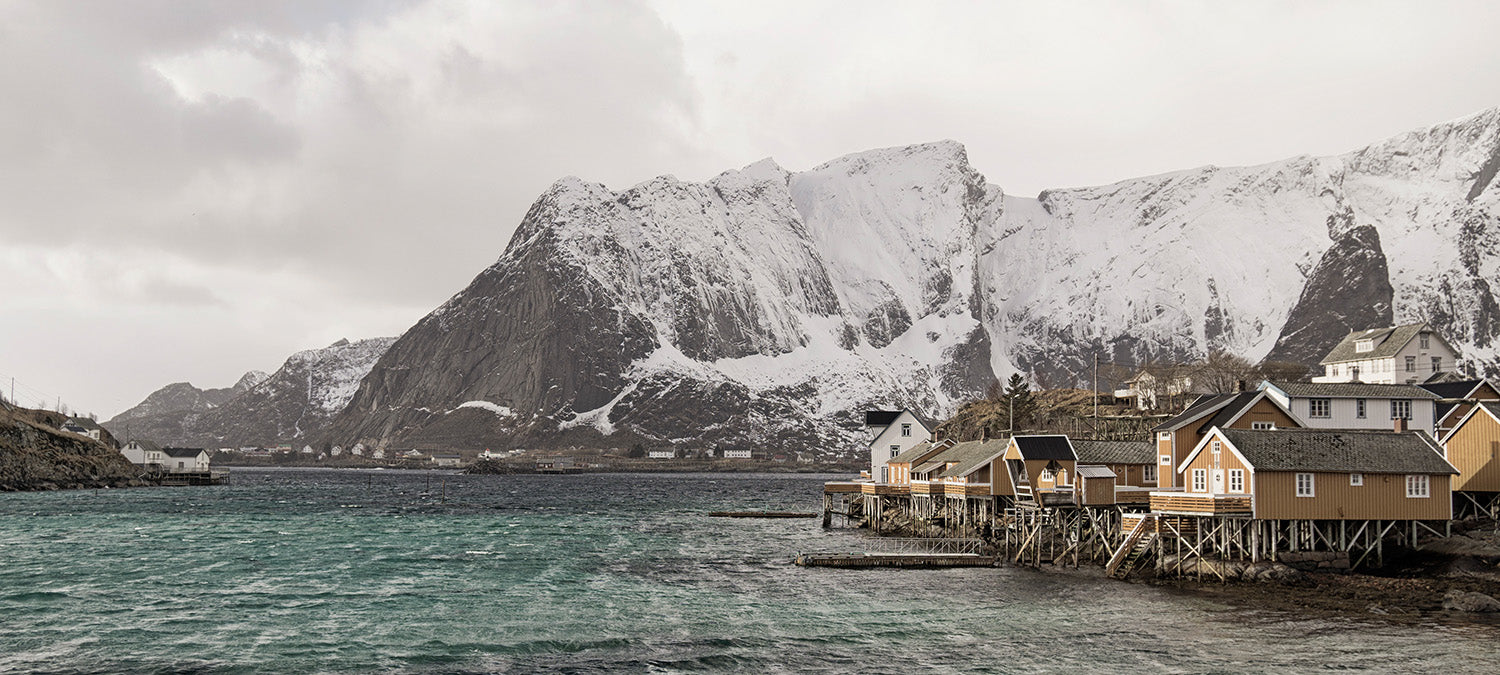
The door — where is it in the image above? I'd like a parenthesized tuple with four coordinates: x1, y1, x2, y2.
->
(1211, 469, 1225, 495)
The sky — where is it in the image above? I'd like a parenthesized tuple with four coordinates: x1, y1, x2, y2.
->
(3, 0, 1500, 419)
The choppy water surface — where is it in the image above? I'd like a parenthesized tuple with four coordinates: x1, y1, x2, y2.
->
(0, 469, 1495, 673)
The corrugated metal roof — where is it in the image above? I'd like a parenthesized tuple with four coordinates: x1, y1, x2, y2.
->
(1218, 428, 1455, 474)
(1269, 381, 1440, 400)
(1319, 323, 1431, 365)
(1072, 440, 1154, 465)
(1076, 465, 1117, 479)
(1010, 435, 1076, 461)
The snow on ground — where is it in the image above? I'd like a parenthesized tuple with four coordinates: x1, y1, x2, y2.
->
(454, 401, 515, 418)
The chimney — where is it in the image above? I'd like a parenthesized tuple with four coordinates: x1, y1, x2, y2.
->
(981, 427, 989, 442)
(1394, 417, 1408, 433)
(1236, 380, 1247, 393)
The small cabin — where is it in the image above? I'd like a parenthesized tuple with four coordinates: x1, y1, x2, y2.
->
(1072, 439, 1158, 488)
(1004, 435, 1077, 505)
(1160, 427, 1456, 520)
(161, 447, 210, 473)
(1074, 466, 1118, 506)
(936, 439, 1013, 498)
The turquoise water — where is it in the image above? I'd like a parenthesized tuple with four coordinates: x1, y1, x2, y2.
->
(1, 469, 1496, 673)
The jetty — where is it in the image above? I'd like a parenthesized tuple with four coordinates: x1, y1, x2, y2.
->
(795, 537, 995, 568)
(709, 511, 816, 518)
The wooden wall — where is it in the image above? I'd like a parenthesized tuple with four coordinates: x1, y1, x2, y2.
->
(1253, 472, 1452, 520)
(1443, 408, 1500, 492)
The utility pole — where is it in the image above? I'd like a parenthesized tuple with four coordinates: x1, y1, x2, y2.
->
(1093, 353, 1100, 439)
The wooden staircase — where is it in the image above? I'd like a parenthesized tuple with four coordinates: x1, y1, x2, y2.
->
(1106, 514, 1158, 579)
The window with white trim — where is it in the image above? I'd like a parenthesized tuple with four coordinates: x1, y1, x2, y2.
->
(1211, 440, 1222, 468)
(1160, 455, 1171, 466)
(1192, 469, 1207, 493)
(1252, 421, 1274, 430)
(1228, 469, 1244, 493)
(1356, 339, 1374, 353)
(1406, 474, 1430, 498)
(1420, 333, 1430, 349)
(1350, 473, 1363, 486)
(890, 445, 900, 459)
(1143, 463, 1158, 482)
(1391, 399, 1411, 420)
(1406, 356, 1417, 372)
(1432, 356, 1442, 373)
(1309, 398, 1331, 418)
(1355, 398, 1366, 419)
(1159, 432, 1170, 441)
(1295, 472, 1315, 497)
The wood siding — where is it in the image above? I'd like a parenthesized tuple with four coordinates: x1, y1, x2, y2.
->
(1288, 396, 1436, 434)
(1444, 408, 1500, 492)
(1180, 435, 1252, 495)
(1253, 472, 1452, 520)
(1078, 475, 1116, 505)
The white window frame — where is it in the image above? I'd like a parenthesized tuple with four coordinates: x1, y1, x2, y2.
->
(1355, 398, 1366, 419)
(1159, 454, 1171, 466)
(1391, 399, 1411, 420)
(1420, 334, 1430, 349)
(1309, 398, 1331, 418)
(1228, 469, 1244, 493)
(1432, 356, 1441, 373)
(1406, 474, 1430, 498)
(1406, 356, 1416, 372)
(889, 444, 900, 460)
(1356, 340, 1373, 353)
(1158, 431, 1171, 441)
(1295, 472, 1315, 498)
(1192, 469, 1207, 493)
(1143, 463, 1158, 482)
(1251, 421, 1274, 430)
(1350, 473, 1364, 486)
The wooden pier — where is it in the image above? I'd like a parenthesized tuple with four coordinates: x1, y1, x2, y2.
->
(150, 469, 230, 486)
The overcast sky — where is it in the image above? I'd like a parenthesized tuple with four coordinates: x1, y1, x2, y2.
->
(4, 0, 1500, 419)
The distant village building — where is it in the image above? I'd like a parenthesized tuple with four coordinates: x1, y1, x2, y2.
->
(1313, 322, 1459, 384)
(864, 409, 932, 482)
(430, 453, 463, 468)
(370, 448, 386, 460)
(330, 445, 344, 457)
(301, 445, 315, 455)
(351, 443, 365, 457)
(121, 440, 165, 468)
(723, 448, 752, 460)
(536, 456, 575, 470)
(647, 449, 676, 459)
(59, 417, 102, 441)
(1113, 367, 1209, 410)
(161, 447, 211, 473)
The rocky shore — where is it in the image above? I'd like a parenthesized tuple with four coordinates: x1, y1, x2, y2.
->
(0, 406, 146, 491)
(1148, 525, 1500, 624)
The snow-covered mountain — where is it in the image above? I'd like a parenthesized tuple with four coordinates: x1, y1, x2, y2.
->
(318, 107, 1500, 456)
(105, 338, 393, 447)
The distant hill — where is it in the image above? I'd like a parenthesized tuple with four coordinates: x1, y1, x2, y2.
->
(105, 338, 394, 448)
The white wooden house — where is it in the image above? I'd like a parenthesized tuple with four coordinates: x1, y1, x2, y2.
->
(60, 417, 103, 441)
(1313, 322, 1459, 384)
(1261, 381, 1440, 434)
(121, 440, 165, 467)
(161, 447, 210, 473)
(864, 409, 932, 483)
(1113, 366, 1209, 410)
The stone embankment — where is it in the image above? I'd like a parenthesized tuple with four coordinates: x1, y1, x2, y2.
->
(0, 406, 146, 491)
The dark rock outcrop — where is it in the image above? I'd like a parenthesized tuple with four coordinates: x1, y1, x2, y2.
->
(0, 407, 144, 491)
(1265, 225, 1394, 368)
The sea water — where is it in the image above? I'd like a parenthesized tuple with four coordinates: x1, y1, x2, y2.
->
(0, 469, 1495, 673)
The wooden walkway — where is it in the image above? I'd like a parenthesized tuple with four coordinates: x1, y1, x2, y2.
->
(794, 553, 997, 568)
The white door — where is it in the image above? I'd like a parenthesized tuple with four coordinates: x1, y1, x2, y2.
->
(1211, 469, 1225, 495)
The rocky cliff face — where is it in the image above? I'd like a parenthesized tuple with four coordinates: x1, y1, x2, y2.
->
(1, 407, 143, 491)
(281, 109, 1500, 456)
(105, 339, 391, 447)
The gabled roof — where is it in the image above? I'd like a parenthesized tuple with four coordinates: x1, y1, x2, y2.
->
(162, 447, 206, 458)
(127, 440, 163, 453)
(865, 410, 902, 427)
(1319, 322, 1439, 365)
(1420, 379, 1488, 400)
(939, 439, 1010, 479)
(63, 417, 101, 431)
(1194, 391, 1266, 435)
(1008, 435, 1076, 461)
(1072, 440, 1154, 465)
(913, 441, 969, 475)
(1267, 381, 1440, 400)
(1211, 428, 1455, 475)
(1439, 401, 1500, 446)
(1152, 393, 1238, 432)
(1076, 465, 1118, 480)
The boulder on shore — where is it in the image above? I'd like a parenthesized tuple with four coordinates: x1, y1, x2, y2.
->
(1443, 590, 1500, 613)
